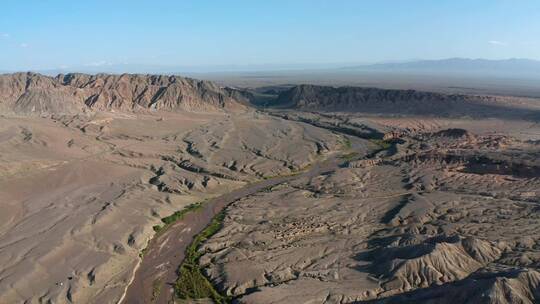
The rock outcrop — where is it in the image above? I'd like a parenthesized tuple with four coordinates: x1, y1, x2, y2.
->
(0, 72, 246, 114)
(274, 85, 540, 120)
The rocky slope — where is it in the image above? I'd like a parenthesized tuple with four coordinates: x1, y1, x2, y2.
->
(274, 85, 540, 120)
(0, 72, 246, 114)
(199, 113, 540, 304)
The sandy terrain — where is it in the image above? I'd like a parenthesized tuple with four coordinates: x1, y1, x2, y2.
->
(0, 110, 342, 303)
(199, 113, 540, 303)
(123, 154, 344, 304)
(1, 72, 540, 304)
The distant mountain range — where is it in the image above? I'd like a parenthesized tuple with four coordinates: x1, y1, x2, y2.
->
(345, 58, 540, 78)
(2, 58, 539, 79)
(1, 72, 539, 121)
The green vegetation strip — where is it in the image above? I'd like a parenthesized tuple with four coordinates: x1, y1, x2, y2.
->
(340, 151, 360, 161)
(140, 202, 204, 258)
(153, 202, 203, 233)
(175, 211, 231, 303)
(151, 279, 162, 302)
(369, 138, 392, 150)
(341, 136, 352, 150)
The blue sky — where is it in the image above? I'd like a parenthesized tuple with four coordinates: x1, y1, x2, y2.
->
(1, 0, 539, 71)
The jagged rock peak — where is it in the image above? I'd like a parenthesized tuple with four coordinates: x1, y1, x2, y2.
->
(0, 72, 246, 114)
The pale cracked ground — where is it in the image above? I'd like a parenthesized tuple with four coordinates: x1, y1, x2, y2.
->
(0, 110, 342, 304)
(199, 113, 540, 304)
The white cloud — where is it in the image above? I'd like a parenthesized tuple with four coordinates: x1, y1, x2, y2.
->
(488, 40, 507, 46)
(1, 33, 9, 38)
(19, 43, 29, 48)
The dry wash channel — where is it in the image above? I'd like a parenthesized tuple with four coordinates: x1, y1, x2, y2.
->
(122, 153, 351, 303)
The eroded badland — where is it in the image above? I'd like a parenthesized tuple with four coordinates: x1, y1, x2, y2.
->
(1, 72, 540, 303)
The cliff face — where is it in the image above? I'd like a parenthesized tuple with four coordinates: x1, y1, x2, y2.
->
(0, 72, 246, 114)
(274, 84, 534, 118)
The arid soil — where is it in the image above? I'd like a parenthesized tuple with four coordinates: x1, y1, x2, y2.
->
(200, 112, 540, 303)
(1, 72, 540, 304)
(123, 155, 344, 304)
(0, 109, 342, 303)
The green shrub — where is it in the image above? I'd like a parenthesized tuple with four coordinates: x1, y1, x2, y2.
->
(175, 212, 230, 303)
(369, 139, 392, 150)
(341, 137, 352, 149)
(161, 202, 203, 225)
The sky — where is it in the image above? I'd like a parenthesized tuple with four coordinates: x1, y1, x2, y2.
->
(1, 0, 540, 71)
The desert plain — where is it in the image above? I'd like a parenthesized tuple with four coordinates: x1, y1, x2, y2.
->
(0, 72, 540, 304)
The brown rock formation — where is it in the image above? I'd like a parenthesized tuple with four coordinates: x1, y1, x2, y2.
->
(0, 72, 246, 114)
(274, 85, 540, 120)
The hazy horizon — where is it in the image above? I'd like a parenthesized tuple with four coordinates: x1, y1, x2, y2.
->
(1, 57, 539, 75)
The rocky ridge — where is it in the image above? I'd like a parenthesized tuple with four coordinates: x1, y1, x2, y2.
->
(274, 84, 540, 120)
(0, 72, 246, 114)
